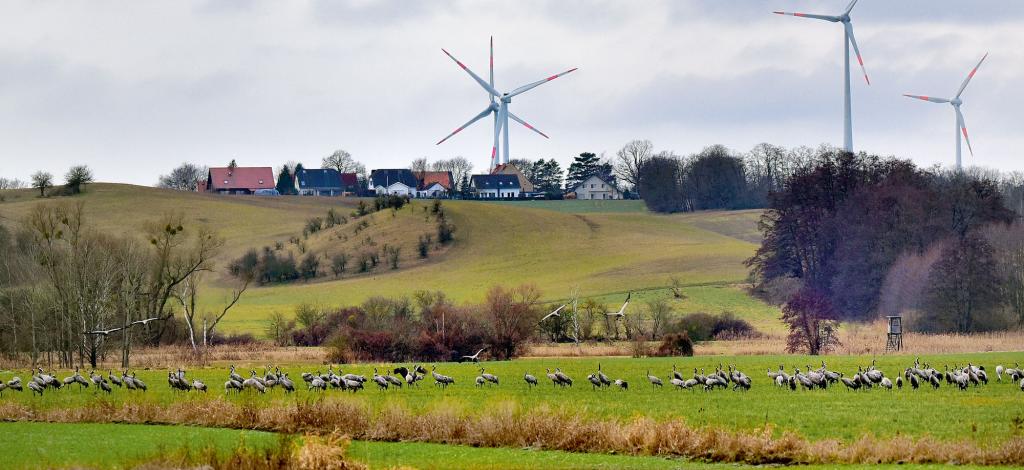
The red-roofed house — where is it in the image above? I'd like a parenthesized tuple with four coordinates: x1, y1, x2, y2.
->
(205, 167, 275, 194)
(416, 171, 454, 198)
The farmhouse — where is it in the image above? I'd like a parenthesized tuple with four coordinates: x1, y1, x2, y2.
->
(371, 169, 419, 197)
(416, 171, 455, 198)
(471, 174, 521, 198)
(295, 168, 345, 196)
(572, 175, 622, 200)
(491, 163, 535, 193)
(205, 167, 275, 194)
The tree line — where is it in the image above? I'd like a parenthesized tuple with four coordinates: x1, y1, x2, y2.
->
(0, 202, 248, 368)
(746, 147, 1023, 351)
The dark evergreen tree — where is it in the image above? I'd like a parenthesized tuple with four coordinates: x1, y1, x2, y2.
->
(566, 152, 613, 191)
(276, 165, 295, 195)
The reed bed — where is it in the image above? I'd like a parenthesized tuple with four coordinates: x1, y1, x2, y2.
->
(2, 399, 1020, 466)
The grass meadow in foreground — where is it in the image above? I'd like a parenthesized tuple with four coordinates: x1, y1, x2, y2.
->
(2, 352, 1022, 444)
(0, 421, 278, 469)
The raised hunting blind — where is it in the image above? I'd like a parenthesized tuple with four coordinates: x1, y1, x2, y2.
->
(885, 315, 903, 352)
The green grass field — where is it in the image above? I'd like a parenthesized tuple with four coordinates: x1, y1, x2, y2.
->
(0, 184, 769, 335)
(3, 422, 997, 469)
(3, 352, 1022, 444)
(0, 421, 278, 469)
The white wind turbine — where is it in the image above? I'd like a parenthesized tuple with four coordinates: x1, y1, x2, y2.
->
(903, 53, 989, 170)
(774, 0, 870, 153)
(436, 36, 576, 171)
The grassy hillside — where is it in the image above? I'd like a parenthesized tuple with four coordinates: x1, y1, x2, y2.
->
(0, 184, 771, 334)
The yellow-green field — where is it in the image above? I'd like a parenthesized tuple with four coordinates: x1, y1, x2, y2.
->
(0, 184, 770, 334)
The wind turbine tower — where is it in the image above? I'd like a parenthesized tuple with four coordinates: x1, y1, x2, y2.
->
(774, 0, 870, 153)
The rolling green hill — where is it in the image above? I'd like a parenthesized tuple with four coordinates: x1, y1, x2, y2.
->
(0, 184, 775, 334)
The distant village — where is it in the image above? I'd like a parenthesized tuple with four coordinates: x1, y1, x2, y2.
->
(201, 160, 625, 201)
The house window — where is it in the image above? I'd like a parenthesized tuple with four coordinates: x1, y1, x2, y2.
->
(259, 179, 264, 184)
(223, 180, 229, 184)
(601, 184, 605, 188)
(591, 184, 595, 189)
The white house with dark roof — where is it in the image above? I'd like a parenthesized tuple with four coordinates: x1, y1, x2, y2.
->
(470, 174, 521, 198)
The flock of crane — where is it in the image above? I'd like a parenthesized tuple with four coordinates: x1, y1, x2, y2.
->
(1, 360, 1022, 397)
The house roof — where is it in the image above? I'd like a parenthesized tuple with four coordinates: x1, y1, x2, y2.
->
(418, 171, 454, 190)
(296, 168, 342, 190)
(339, 172, 358, 187)
(491, 163, 535, 192)
(471, 174, 521, 190)
(207, 167, 275, 190)
(371, 169, 418, 189)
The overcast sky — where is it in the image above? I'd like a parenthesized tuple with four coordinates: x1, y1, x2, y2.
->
(1, 0, 1022, 185)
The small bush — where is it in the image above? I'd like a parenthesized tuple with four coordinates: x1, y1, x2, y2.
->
(418, 234, 432, 258)
(324, 333, 353, 364)
(655, 332, 694, 357)
(673, 312, 757, 342)
(385, 245, 401, 269)
(437, 219, 455, 244)
(304, 217, 323, 236)
(299, 252, 319, 280)
(330, 253, 349, 277)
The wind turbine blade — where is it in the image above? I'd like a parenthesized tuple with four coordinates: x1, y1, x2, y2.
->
(436, 106, 495, 145)
(507, 67, 578, 98)
(956, 53, 988, 99)
(442, 48, 501, 98)
(489, 36, 495, 104)
(956, 108, 974, 157)
(845, 22, 870, 85)
(902, 94, 950, 104)
(772, 11, 840, 22)
(507, 111, 549, 138)
(844, 0, 860, 15)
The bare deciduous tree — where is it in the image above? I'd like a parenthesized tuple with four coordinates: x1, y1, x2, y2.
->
(31, 171, 53, 197)
(322, 149, 366, 176)
(614, 139, 653, 193)
(158, 163, 207, 191)
(432, 157, 474, 191)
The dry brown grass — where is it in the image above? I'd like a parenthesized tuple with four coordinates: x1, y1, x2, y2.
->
(3, 398, 1021, 466)
(133, 431, 367, 470)
(526, 322, 1024, 358)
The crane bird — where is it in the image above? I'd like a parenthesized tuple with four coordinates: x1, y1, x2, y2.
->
(605, 293, 631, 318)
(224, 378, 243, 393)
(130, 315, 170, 327)
(614, 379, 629, 390)
(431, 365, 455, 388)
(461, 348, 487, 363)
(540, 304, 567, 322)
(554, 368, 573, 387)
(524, 373, 538, 388)
(372, 368, 390, 390)
(669, 377, 687, 390)
(6, 376, 23, 392)
(880, 377, 893, 390)
(192, 379, 207, 392)
(646, 370, 663, 388)
(995, 364, 1004, 382)
(279, 373, 295, 393)
(229, 365, 244, 384)
(545, 368, 559, 387)
(83, 326, 126, 336)
(131, 373, 147, 391)
(673, 365, 686, 382)
(243, 371, 266, 393)
(475, 376, 486, 387)
(107, 370, 122, 388)
(28, 380, 44, 396)
(480, 368, 499, 386)
(597, 363, 611, 387)
(586, 374, 602, 390)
